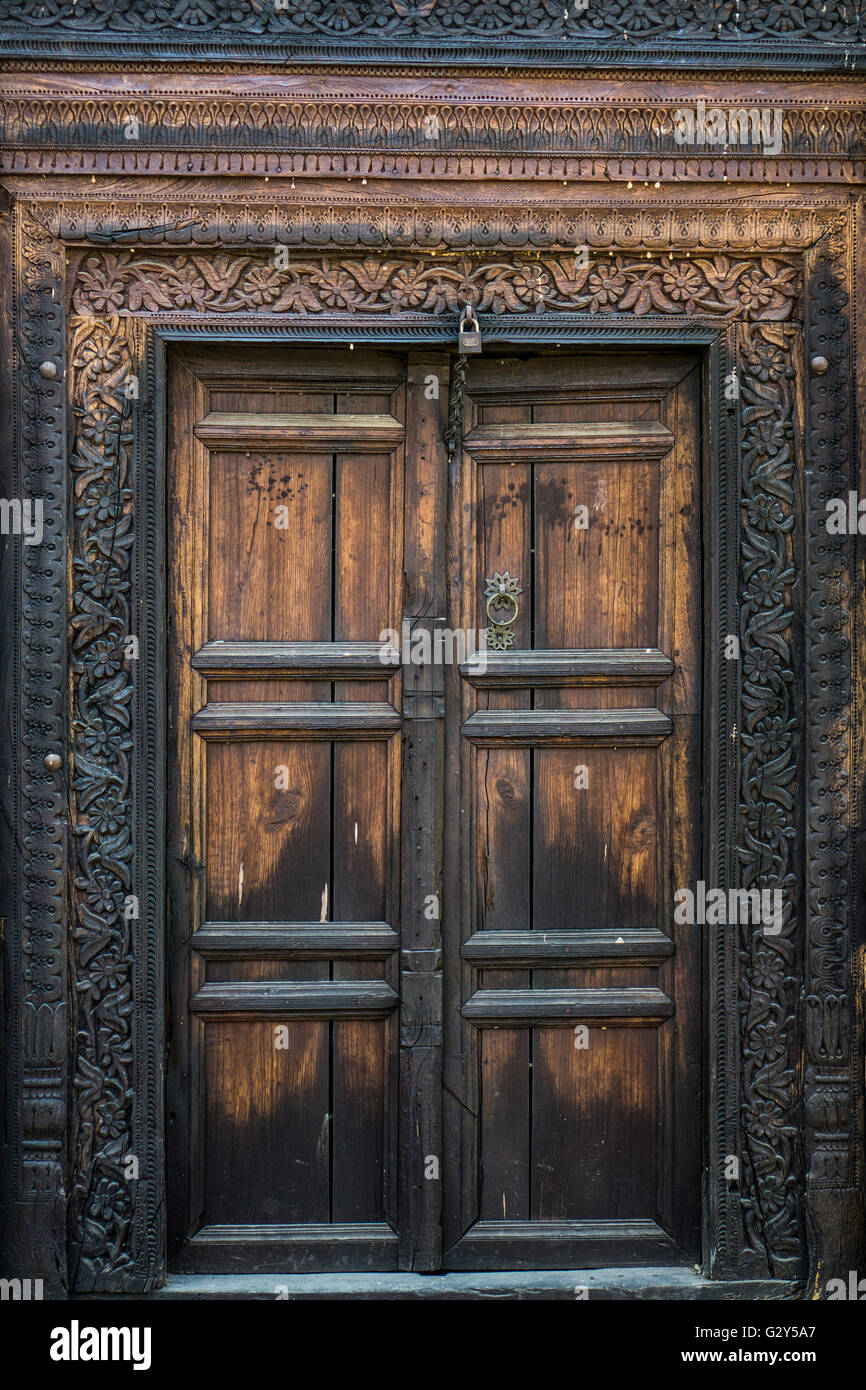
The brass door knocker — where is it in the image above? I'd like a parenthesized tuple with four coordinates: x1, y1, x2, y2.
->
(484, 572, 522, 650)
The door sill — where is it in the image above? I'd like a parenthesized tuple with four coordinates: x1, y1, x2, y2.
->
(127, 1268, 800, 1300)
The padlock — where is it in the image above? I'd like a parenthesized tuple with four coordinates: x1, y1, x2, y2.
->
(458, 303, 482, 355)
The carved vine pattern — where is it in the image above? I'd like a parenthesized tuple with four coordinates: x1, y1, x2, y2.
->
(67, 318, 136, 1287)
(71, 250, 801, 321)
(736, 323, 802, 1273)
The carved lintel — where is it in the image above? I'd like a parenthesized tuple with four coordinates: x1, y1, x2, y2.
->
(67, 249, 802, 323)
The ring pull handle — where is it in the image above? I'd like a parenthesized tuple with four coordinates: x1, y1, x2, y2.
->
(483, 571, 523, 651)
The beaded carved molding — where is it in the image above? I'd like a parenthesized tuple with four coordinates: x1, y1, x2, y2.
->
(1, 85, 865, 182)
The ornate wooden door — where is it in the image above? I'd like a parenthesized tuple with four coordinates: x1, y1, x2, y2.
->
(166, 344, 703, 1273)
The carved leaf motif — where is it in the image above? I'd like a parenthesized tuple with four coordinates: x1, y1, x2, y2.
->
(735, 322, 804, 1273)
(0, 0, 863, 40)
(70, 250, 801, 321)
(68, 317, 138, 1286)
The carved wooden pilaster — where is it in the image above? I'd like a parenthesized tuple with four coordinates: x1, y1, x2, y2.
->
(66, 317, 138, 1291)
(735, 323, 804, 1279)
(9, 203, 68, 1293)
(802, 221, 862, 1286)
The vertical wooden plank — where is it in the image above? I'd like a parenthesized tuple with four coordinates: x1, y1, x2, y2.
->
(332, 962, 387, 1223)
(335, 450, 393, 641)
(658, 362, 703, 1257)
(476, 742, 531, 933)
(166, 357, 210, 1254)
(478, 1017, 530, 1222)
(333, 740, 388, 923)
(332, 742, 390, 1222)
(398, 353, 448, 1270)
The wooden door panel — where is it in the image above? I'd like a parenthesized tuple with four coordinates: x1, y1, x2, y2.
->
(443, 351, 702, 1271)
(167, 347, 406, 1273)
(205, 739, 331, 922)
(532, 746, 658, 932)
(207, 449, 331, 642)
(203, 1017, 331, 1225)
(533, 458, 660, 648)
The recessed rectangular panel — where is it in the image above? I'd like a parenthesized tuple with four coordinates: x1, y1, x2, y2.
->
(534, 459, 659, 649)
(533, 747, 658, 931)
(477, 462, 532, 647)
(333, 740, 390, 922)
(530, 1026, 657, 1220)
(332, 1019, 388, 1223)
(203, 1018, 330, 1225)
(208, 451, 331, 642)
(335, 451, 394, 641)
(479, 1025, 530, 1222)
(205, 740, 331, 922)
(475, 744, 530, 933)
(478, 1026, 658, 1226)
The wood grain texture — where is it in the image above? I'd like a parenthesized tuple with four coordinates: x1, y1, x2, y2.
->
(167, 347, 406, 1271)
(444, 350, 702, 1269)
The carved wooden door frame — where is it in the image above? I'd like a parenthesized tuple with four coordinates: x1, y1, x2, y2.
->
(2, 195, 861, 1294)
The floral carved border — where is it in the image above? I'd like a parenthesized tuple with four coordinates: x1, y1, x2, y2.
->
(8, 197, 858, 1289)
(70, 249, 801, 322)
(67, 317, 137, 1290)
(0, 0, 864, 65)
(736, 323, 802, 1276)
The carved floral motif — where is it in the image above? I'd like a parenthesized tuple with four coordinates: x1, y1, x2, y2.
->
(0, 0, 863, 41)
(71, 250, 800, 320)
(736, 322, 802, 1273)
(67, 318, 136, 1287)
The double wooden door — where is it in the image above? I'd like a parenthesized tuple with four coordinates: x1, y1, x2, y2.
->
(166, 344, 703, 1273)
